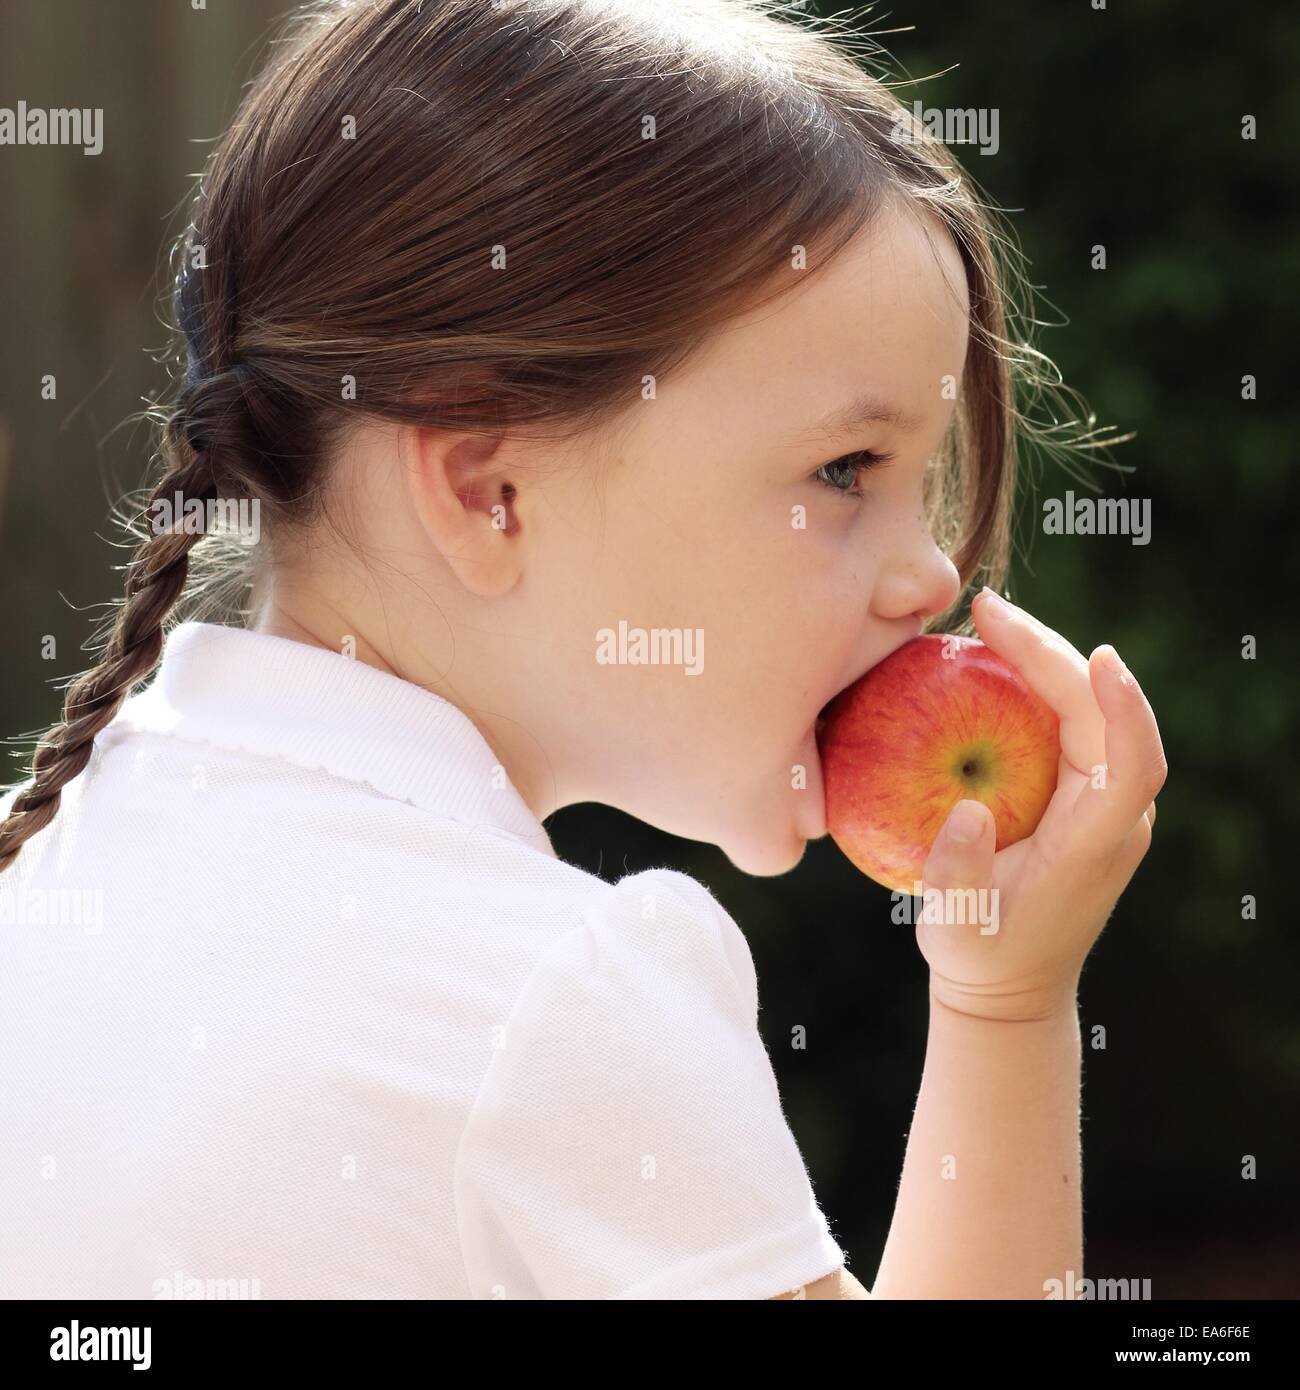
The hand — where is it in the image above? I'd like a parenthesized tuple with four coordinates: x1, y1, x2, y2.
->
(915, 589, 1168, 1023)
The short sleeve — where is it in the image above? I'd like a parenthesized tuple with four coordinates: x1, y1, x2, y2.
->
(454, 869, 846, 1299)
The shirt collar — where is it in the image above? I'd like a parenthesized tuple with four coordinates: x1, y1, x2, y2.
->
(113, 621, 557, 858)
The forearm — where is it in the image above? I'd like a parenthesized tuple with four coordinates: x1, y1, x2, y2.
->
(870, 982, 1083, 1299)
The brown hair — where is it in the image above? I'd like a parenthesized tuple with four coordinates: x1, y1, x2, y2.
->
(0, 0, 1121, 872)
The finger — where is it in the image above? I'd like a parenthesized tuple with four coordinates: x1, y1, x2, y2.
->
(1114, 804, 1155, 876)
(922, 798, 996, 893)
(1073, 646, 1168, 852)
(971, 590, 1106, 775)
(1145, 799, 1157, 829)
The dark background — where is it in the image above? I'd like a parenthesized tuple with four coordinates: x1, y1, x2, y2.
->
(0, 1, 1295, 1297)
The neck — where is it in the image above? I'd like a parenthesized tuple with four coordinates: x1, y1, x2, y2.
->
(250, 587, 564, 824)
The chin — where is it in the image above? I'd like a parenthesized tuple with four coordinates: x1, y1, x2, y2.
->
(714, 759, 827, 877)
(720, 826, 812, 878)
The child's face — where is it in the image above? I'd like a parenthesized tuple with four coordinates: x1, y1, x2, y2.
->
(520, 200, 969, 875)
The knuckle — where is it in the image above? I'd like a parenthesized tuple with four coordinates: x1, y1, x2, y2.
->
(1122, 815, 1153, 862)
(1090, 811, 1154, 879)
(1041, 632, 1084, 671)
(1144, 751, 1169, 796)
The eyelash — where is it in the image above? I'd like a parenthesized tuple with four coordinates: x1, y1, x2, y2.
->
(812, 449, 896, 498)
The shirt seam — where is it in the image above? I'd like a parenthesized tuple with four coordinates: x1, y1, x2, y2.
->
(449, 870, 752, 1299)
(638, 870, 759, 1021)
(450, 903, 602, 1299)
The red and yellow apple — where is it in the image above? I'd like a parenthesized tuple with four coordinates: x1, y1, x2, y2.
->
(816, 634, 1059, 892)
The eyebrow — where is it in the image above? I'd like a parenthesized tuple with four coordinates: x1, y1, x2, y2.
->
(784, 390, 924, 445)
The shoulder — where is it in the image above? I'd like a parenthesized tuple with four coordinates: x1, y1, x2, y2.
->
(456, 867, 839, 1299)
(574, 867, 758, 1019)
(472, 866, 763, 1110)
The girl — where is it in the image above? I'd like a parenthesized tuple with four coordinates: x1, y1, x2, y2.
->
(0, 0, 1165, 1299)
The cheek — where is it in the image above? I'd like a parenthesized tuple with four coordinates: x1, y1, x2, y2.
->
(579, 490, 870, 723)
(699, 560, 867, 736)
(789, 526, 882, 673)
(797, 514, 879, 613)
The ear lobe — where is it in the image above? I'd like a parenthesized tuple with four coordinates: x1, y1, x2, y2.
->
(407, 426, 523, 598)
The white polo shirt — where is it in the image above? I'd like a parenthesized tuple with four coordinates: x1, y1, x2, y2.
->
(0, 621, 846, 1299)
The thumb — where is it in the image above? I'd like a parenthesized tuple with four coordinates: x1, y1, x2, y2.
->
(922, 798, 996, 891)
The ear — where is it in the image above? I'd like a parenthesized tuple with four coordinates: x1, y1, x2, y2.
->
(403, 424, 525, 598)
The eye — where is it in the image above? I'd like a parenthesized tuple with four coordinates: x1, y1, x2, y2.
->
(812, 448, 895, 497)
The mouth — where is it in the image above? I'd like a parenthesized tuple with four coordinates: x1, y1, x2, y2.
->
(799, 720, 830, 841)
(815, 631, 923, 740)
(814, 697, 837, 739)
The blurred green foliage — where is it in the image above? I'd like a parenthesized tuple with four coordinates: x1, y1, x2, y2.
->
(0, 0, 1295, 1296)
(555, 0, 1300, 1295)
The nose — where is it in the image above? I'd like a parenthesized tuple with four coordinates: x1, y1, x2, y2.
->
(870, 514, 962, 624)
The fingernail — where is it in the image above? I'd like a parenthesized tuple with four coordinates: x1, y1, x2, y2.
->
(976, 586, 1010, 617)
(948, 800, 984, 843)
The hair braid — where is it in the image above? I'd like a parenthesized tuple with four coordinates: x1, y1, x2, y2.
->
(0, 445, 219, 873)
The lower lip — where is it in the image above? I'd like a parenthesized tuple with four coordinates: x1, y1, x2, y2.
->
(802, 723, 828, 840)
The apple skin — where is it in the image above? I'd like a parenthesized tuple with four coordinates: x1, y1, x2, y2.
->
(817, 634, 1060, 893)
